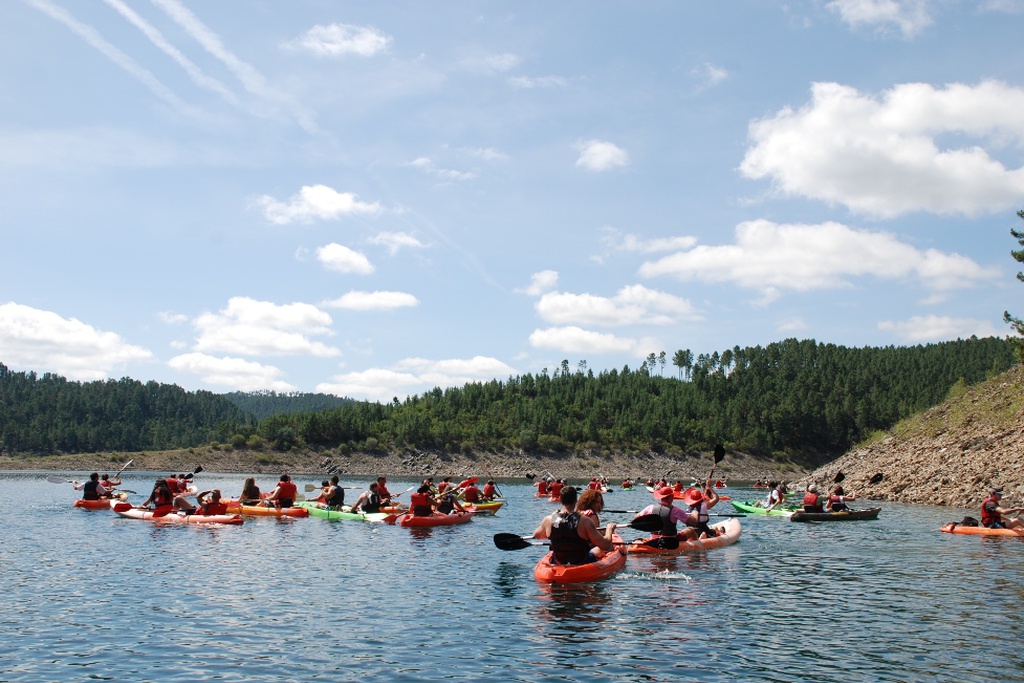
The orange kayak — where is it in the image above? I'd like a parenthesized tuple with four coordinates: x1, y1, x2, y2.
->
(111, 500, 243, 525)
(534, 534, 626, 584)
(223, 500, 308, 517)
(940, 522, 1024, 536)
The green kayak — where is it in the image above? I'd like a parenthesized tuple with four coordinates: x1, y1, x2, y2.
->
(295, 501, 388, 522)
(731, 500, 798, 517)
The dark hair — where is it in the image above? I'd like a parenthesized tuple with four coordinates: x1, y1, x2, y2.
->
(417, 484, 431, 494)
(560, 486, 578, 508)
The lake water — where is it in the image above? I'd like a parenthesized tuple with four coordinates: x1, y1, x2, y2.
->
(2, 471, 1022, 683)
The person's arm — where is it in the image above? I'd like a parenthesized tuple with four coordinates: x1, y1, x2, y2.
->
(704, 487, 720, 509)
(533, 516, 552, 540)
(579, 516, 614, 551)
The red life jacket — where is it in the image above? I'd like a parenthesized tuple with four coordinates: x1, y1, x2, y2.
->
(463, 486, 480, 503)
(200, 502, 228, 516)
(410, 492, 432, 516)
(803, 492, 824, 513)
(981, 497, 1001, 527)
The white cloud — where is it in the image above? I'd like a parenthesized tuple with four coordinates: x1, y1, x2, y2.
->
(322, 291, 419, 311)
(408, 157, 476, 181)
(316, 243, 375, 275)
(517, 270, 559, 296)
(878, 314, 1002, 342)
(367, 231, 426, 255)
(284, 23, 391, 57)
(508, 75, 566, 89)
(536, 285, 700, 327)
(317, 356, 516, 402)
(741, 80, 1024, 218)
(827, 0, 933, 38)
(638, 219, 999, 296)
(777, 317, 808, 332)
(158, 311, 189, 325)
(257, 184, 382, 224)
(693, 62, 729, 87)
(193, 296, 339, 357)
(529, 326, 642, 354)
(600, 229, 699, 254)
(0, 302, 151, 381)
(575, 139, 630, 172)
(167, 352, 297, 391)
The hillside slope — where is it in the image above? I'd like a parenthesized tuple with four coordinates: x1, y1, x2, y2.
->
(805, 364, 1024, 509)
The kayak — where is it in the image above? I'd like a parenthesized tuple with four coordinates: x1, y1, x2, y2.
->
(463, 500, 504, 515)
(294, 501, 388, 522)
(74, 495, 126, 510)
(790, 508, 881, 523)
(534, 534, 626, 584)
(627, 517, 742, 555)
(110, 500, 243, 525)
(940, 522, 1024, 537)
(731, 500, 797, 517)
(235, 503, 308, 518)
(396, 511, 474, 527)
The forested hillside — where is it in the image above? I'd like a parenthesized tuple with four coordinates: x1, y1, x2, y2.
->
(1, 337, 1015, 461)
(255, 337, 1016, 464)
(221, 390, 355, 420)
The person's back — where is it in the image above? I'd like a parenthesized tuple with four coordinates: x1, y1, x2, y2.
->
(549, 510, 591, 565)
(326, 480, 345, 509)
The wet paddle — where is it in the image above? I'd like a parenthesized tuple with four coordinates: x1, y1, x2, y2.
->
(493, 533, 680, 551)
(601, 508, 744, 517)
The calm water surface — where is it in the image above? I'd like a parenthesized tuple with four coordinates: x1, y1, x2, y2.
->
(2, 471, 1022, 683)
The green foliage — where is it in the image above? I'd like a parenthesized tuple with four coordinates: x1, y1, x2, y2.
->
(221, 390, 355, 420)
(1003, 209, 1024, 363)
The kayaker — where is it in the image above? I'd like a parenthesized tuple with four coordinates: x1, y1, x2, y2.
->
(350, 482, 383, 513)
(436, 488, 467, 514)
(410, 485, 438, 516)
(636, 486, 692, 540)
(826, 485, 851, 512)
(98, 473, 121, 497)
(803, 483, 825, 513)
(683, 486, 721, 539)
(758, 482, 786, 511)
(376, 476, 393, 504)
(439, 476, 455, 495)
(535, 478, 549, 496)
(462, 481, 482, 503)
(548, 479, 564, 498)
(533, 486, 617, 566)
(138, 478, 180, 513)
(422, 477, 437, 495)
(73, 473, 103, 501)
(576, 489, 607, 527)
(981, 487, 1024, 530)
(239, 477, 262, 505)
(482, 480, 498, 501)
(264, 474, 297, 508)
(324, 475, 345, 509)
(194, 489, 227, 516)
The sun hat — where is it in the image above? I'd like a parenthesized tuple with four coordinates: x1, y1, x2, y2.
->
(990, 487, 1003, 496)
(807, 483, 817, 493)
(682, 488, 704, 506)
(653, 486, 675, 502)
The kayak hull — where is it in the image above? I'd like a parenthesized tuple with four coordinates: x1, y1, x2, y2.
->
(534, 534, 626, 584)
(790, 508, 881, 523)
(627, 517, 742, 555)
(111, 500, 243, 525)
(234, 503, 308, 518)
(294, 501, 388, 522)
(397, 511, 474, 527)
(463, 500, 504, 515)
(731, 500, 797, 517)
(940, 522, 1024, 536)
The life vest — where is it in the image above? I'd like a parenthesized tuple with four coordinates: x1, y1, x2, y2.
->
(152, 488, 173, 507)
(688, 501, 710, 525)
(549, 482, 563, 496)
(199, 502, 228, 516)
(653, 503, 678, 536)
(803, 492, 824, 513)
(462, 486, 480, 503)
(550, 511, 591, 565)
(276, 481, 297, 507)
(82, 480, 101, 501)
(166, 478, 183, 494)
(363, 492, 381, 513)
(410, 492, 432, 516)
(828, 495, 848, 512)
(981, 497, 1002, 527)
(536, 481, 548, 495)
(483, 483, 497, 499)
(437, 494, 455, 514)
(326, 486, 345, 508)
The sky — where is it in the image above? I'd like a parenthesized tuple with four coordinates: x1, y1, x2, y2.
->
(2, 0, 1024, 403)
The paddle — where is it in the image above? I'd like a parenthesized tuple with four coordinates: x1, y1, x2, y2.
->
(183, 466, 204, 480)
(602, 508, 745, 517)
(46, 475, 72, 484)
(493, 533, 680, 551)
(114, 458, 134, 478)
(708, 443, 725, 485)
(869, 472, 884, 485)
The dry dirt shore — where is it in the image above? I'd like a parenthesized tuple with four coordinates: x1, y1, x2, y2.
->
(0, 447, 805, 486)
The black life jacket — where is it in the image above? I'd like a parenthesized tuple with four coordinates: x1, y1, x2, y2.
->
(550, 511, 591, 565)
(83, 480, 101, 501)
(654, 503, 677, 536)
(363, 492, 381, 514)
(326, 486, 345, 508)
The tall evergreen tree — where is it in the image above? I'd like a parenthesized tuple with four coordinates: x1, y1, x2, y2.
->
(1004, 209, 1024, 362)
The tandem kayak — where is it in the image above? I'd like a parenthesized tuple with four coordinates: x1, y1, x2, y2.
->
(534, 534, 626, 584)
(627, 517, 742, 555)
(789, 508, 881, 523)
(233, 503, 308, 518)
(940, 522, 1024, 537)
(294, 501, 388, 522)
(111, 500, 243, 525)
(731, 500, 798, 517)
(394, 511, 474, 527)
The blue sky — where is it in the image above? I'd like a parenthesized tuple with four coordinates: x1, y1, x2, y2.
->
(3, 0, 1024, 402)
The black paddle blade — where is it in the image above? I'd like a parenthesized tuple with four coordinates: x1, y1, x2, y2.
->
(834, 471, 845, 484)
(194, 466, 204, 474)
(869, 472, 884, 485)
(639, 536, 680, 550)
(626, 513, 663, 532)
(713, 443, 725, 463)
(493, 533, 535, 551)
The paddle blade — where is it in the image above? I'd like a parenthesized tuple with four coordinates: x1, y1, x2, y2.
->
(493, 533, 536, 551)
(627, 513, 663, 532)
(834, 471, 845, 484)
(194, 465, 204, 475)
(713, 443, 725, 463)
(869, 472, 884, 485)
(641, 536, 680, 550)
(46, 475, 70, 484)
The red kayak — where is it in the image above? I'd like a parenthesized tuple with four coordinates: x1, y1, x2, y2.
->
(394, 511, 474, 527)
(534, 534, 627, 584)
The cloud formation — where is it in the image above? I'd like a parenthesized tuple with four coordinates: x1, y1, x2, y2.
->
(317, 243, 375, 275)
(167, 352, 297, 391)
(284, 23, 391, 57)
(322, 291, 419, 311)
(575, 140, 630, 172)
(0, 303, 151, 381)
(192, 297, 339, 357)
(878, 314, 1002, 342)
(317, 356, 516, 402)
(827, 0, 933, 38)
(257, 185, 382, 224)
(741, 81, 1024, 217)
(536, 285, 699, 327)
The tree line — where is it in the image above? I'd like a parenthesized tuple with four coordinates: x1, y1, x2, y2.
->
(0, 336, 1016, 462)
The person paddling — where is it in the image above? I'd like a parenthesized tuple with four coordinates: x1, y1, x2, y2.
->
(803, 483, 825, 513)
(350, 482, 383, 514)
(264, 474, 297, 508)
(410, 484, 438, 517)
(73, 473, 103, 501)
(533, 486, 616, 566)
(636, 486, 693, 541)
(683, 486, 720, 539)
(981, 487, 1024, 530)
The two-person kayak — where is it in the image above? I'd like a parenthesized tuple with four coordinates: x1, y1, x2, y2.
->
(627, 517, 742, 555)
(534, 534, 627, 584)
(731, 500, 797, 517)
(110, 500, 243, 525)
(294, 501, 389, 522)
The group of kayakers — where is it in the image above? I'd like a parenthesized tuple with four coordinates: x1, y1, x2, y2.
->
(72, 472, 122, 500)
